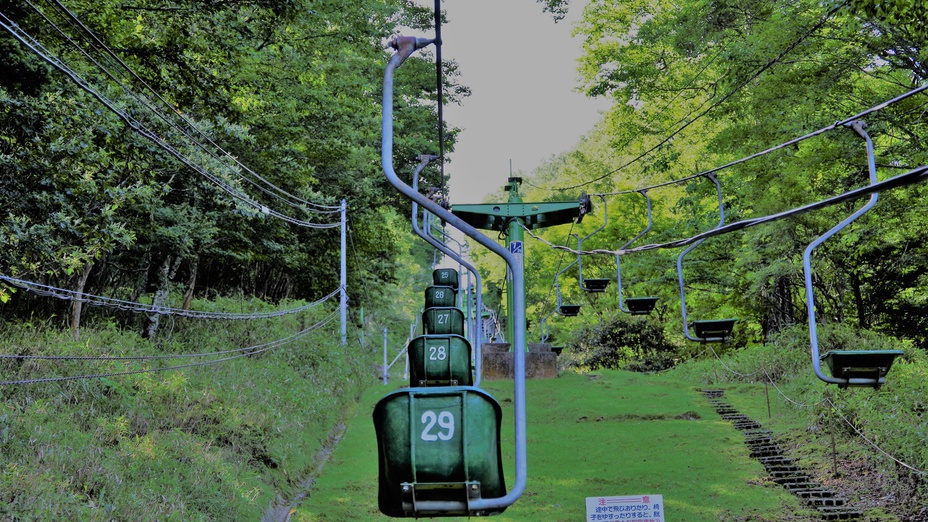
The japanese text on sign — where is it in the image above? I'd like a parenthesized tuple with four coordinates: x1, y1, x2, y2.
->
(585, 495, 664, 522)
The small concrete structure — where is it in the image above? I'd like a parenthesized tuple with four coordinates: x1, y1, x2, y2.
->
(481, 342, 558, 380)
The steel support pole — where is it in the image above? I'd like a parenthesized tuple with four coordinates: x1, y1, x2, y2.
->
(340, 199, 348, 346)
(504, 179, 524, 350)
(382, 327, 388, 385)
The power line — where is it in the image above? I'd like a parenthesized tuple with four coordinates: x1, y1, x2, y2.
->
(0, 311, 338, 386)
(0, 274, 340, 319)
(554, 2, 846, 192)
(433, 0, 446, 200)
(0, 8, 339, 229)
(346, 220, 374, 312)
(36, 0, 341, 215)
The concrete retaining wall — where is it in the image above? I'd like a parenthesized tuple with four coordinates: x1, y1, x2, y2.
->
(481, 342, 558, 380)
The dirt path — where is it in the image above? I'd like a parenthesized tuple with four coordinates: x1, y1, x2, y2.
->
(262, 421, 348, 522)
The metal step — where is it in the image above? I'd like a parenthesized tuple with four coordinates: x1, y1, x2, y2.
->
(704, 389, 862, 521)
(816, 506, 862, 520)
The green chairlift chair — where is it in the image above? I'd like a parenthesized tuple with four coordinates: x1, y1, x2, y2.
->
(577, 195, 612, 293)
(616, 190, 660, 315)
(804, 121, 903, 388)
(554, 252, 581, 317)
(374, 386, 507, 516)
(677, 174, 737, 342)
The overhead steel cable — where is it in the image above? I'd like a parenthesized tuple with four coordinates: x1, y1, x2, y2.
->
(0, 312, 338, 386)
(0, 10, 339, 229)
(550, 47, 727, 191)
(35, 0, 341, 215)
(825, 397, 927, 475)
(0, 274, 340, 319)
(522, 164, 928, 256)
(554, 2, 846, 192)
(434, 0, 446, 200)
(592, 82, 928, 198)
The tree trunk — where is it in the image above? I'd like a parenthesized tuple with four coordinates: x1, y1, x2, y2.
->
(130, 249, 151, 304)
(762, 274, 796, 341)
(146, 254, 183, 339)
(178, 257, 199, 329)
(70, 260, 94, 341)
(182, 257, 199, 311)
(850, 271, 868, 329)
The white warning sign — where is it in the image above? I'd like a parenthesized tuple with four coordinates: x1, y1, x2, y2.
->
(585, 494, 664, 521)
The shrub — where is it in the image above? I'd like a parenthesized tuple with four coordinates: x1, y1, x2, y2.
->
(560, 311, 678, 372)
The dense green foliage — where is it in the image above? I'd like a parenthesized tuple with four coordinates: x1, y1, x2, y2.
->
(0, 0, 461, 336)
(493, 0, 928, 356)
(561, 311, 676, 372)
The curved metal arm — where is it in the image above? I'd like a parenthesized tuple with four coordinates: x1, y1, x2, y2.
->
(554, 237, 579, 308)
(676, 174, 726, 341)
(425, 212, 469, 310)
(539, 308, 557, 343)
(427, 216, 477, 347)
(382, 39, 526, 510)
(804, 121, 880, 386)
(410, 158, 485, 386)
(617, 190, 653, 312)
(578, 195, 607, 288)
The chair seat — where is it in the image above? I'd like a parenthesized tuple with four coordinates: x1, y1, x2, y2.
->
(690, 318, 737, 341)
(821, 349, 904, 387)
(582, 279, 611, 292)
(557, 304, 581, 317)
(626, 297, 658, 315)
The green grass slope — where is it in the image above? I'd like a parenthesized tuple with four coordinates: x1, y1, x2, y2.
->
(294, 370, 815, 521)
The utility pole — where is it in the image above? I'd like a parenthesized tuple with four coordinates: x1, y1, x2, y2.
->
(340, 199, 347, 346)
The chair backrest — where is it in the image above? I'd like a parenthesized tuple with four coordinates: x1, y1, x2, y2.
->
(423, 307, 466, 337)
(408, 334, 473, 387)
(432, 268, 459, 290)
(373, 386, 507, 517)
(425, 285, 457, 308)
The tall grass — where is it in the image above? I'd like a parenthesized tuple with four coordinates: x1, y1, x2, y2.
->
(0, 297, 380, 520)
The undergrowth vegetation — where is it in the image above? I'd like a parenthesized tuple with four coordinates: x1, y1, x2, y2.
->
(0, 296, 380, 520)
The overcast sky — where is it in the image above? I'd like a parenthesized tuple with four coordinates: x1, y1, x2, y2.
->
(437, 1, 610, 204)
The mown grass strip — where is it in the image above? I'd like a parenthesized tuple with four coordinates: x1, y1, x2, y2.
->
(294, 369, 815, 521)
